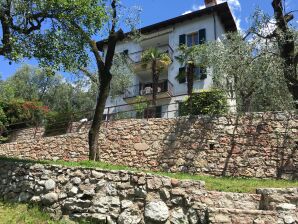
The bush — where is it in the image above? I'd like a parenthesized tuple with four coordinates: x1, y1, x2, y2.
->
(133, 96, 149, 119)
(0, 99, 48, 127)
(0, 106, 8, 143)
(179, 89, 228, 116)
(44, 111, 72, 136)
(0, 99, 48, 143)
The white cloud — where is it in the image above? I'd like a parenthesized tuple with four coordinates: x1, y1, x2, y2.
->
(182, 4, 204, 15)
(182, 0, 242, 30)
(218, 0, 241, 12)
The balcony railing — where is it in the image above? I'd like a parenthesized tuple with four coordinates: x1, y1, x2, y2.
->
(127, 44, 174, 64)
(123, 80, 174, 99)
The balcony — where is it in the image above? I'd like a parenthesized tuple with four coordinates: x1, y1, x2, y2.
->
(123, 80, 174, 103)
(127, 45, 174, 72)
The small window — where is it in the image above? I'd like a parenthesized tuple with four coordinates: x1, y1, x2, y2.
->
(179, 34, 186, 46)
(123, 49, 129, 55)
(177, 67, 186, 83)
(187, 32, 199, 47)
(199, 29, 206, 44)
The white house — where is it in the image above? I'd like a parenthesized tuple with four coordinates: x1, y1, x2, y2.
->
(97, 0, 237, 119)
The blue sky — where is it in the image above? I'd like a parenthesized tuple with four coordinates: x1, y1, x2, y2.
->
(1, 0, 297, 79)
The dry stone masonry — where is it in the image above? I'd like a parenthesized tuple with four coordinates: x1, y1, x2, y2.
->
(0, 160, 297, 224)
(0, 112, 297, 179)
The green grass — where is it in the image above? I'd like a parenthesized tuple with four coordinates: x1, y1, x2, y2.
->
(0, 201, 67, 224)
(1, 157, 298, 193)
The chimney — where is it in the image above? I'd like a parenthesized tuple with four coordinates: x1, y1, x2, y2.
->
(204, 0, 217, 7)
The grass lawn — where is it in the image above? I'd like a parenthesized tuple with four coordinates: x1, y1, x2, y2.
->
(1, 157, 298, 193)
(0, 201, 67, 224)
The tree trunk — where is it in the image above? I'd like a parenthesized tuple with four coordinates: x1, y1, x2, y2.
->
(152, 60, 159, 107)
(187, 63, 195, 113)
(272, 0, 298, 104)
(88, 73, 111, 161)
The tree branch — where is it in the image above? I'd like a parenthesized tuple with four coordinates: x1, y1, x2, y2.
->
(104, 0, 124, 72)
(0, 1, 13, 56)
(69, 20, 105, 71)
(251, 30, 277, 39)
(79, 67, 99, 85)
(272, 0, 288, 32)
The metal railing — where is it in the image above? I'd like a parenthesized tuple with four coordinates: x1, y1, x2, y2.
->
(123, 80, 174, 99)
(1, 95, 296, 142)
(127, 44, 174, 64)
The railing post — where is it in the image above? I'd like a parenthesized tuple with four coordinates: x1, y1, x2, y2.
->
(106, 107, 110, 127)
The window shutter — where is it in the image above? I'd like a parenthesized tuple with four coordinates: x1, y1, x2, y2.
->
(179, 34, 186, 46)
(199, 29, 206, 44)
(178, 67, 186, 83)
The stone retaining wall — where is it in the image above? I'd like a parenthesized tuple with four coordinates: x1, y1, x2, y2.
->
(0, 160, 297, 224)
(0, 112, 297, 179)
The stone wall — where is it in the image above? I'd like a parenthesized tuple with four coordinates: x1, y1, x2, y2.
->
(0, 160, 297, 224)
(0, 112, 297, 179)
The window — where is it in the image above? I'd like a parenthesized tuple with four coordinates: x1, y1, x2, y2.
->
(179, 34, 186, 46)
(199, 29, 206, 44)
(177, 67, 206, 84)
(177, 67, 186, 83)
(179, 29, 206, 47)
(187, 32, 199, 47)
(194, 67, 207, 80)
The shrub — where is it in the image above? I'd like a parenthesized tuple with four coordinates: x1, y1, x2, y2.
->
(112, 111, 132, 120)
(0, 99, 48, 127)
(133, 96, 149, 119)
(0, 106, 8, 143)
(0, 106, 7, 128)
(179, 89, 228, 116)
(44, 111, 72, 136)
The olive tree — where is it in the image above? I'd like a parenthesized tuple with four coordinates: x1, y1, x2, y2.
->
(248, 0, 298, 105)
(27, 0, 140, 161)
(197, 33, 294, 112)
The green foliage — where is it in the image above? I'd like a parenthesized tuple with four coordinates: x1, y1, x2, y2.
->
(1, 65, 96, 115)
(0, 99, 48, 143)
(0, 106, 8, 143)
(0, 106, 7, 129)
(133, 96, 149, 118)
(0, 201, 72, 224)
(0, 99, 48, 126)
(44, 111, 73, 137)
(141, 48, 172, 72)
(1, 157, 297, 193)
(197, 33, 294, 112)
(110, 54, 134, 98)
(112, 111, 131, 120)
(179, 90, 228, 116)
(175, 44, 207, 68)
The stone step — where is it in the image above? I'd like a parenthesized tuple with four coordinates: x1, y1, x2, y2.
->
(207, 207, 278, 224)
(257, 188, 298, 210)
(192, 191, 261, 210)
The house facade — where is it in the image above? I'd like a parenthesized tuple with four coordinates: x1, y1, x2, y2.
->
(98, 0, 237, 119)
